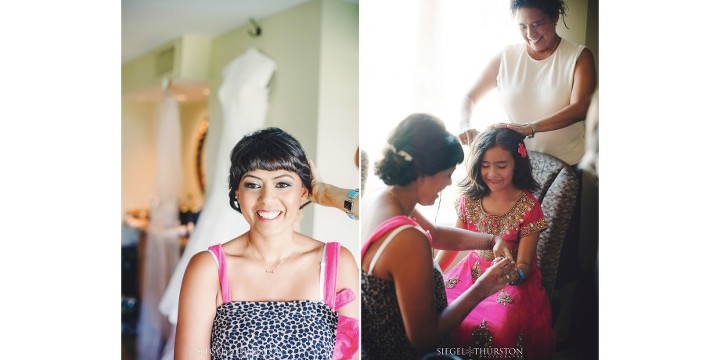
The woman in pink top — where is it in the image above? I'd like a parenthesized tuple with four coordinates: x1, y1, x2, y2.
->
(361, 114, 516, 359)
(176, 128, 359, 359)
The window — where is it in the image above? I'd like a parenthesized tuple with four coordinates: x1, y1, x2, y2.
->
(360, 0, 519, 226)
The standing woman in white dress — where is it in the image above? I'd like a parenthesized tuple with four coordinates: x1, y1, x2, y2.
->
(458, 0, 596, 167)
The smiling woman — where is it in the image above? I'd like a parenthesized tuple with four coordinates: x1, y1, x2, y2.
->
(175, 128, 359, 360)
(234, 169, 307, 235)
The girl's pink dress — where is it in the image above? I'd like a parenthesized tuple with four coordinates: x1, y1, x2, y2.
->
(443, 190, 555, 359)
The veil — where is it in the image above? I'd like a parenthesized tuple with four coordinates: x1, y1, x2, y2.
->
(136, 87, 183, 360)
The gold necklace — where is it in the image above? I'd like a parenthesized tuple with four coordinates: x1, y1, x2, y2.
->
(247, 241, 294, 274)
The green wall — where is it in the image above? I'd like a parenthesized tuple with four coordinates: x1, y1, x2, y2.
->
(122, 0, 359, 239)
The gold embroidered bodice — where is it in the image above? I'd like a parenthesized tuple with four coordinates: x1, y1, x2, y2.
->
(456, 191, 547, 242)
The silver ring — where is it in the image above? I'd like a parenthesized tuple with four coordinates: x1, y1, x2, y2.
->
(505, 274, 510, 281)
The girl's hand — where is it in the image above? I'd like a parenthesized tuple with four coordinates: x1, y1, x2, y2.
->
(491, 236, 514, 262)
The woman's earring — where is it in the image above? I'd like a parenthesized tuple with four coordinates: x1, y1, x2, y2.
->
(229, 189, 242, 213)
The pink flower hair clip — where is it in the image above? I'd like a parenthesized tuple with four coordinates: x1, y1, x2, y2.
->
(517, 143, 527, 158)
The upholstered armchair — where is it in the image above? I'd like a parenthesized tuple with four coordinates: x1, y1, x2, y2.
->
(527, 151, 579, 299)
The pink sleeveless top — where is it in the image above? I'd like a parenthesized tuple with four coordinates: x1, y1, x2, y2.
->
(360, 216, 451, 358)
(208, 242, 358, 359)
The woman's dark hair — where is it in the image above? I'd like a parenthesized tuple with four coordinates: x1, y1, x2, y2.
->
(459, 127, 538, 200)
(227, 127, 312, 213)
(510, 0, 568, 28)
(375, 113, 463, 186)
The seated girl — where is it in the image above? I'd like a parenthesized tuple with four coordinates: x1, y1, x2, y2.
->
(436, 128, 554, 359)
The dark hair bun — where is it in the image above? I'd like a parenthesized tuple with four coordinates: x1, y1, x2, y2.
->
(375, 114, 463, 186)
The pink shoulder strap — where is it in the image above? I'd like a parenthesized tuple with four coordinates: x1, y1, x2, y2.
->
(208, 244, 232, 303)
(323, 242, 355, 310)
(323, 242, 359, 359)
(360, 216, 426, 257)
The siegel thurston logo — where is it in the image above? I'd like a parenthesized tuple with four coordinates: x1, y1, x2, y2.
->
(436, 347, 524, 358)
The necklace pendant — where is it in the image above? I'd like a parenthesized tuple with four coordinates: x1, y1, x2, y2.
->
(248, 240, 291, 275)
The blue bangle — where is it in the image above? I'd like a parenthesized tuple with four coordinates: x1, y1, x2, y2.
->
(510, 267, 525, 285)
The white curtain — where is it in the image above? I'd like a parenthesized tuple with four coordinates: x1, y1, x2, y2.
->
(360, 1, 515, 225)
(158, 47, 276, 360)
(136, 89, 183, 360)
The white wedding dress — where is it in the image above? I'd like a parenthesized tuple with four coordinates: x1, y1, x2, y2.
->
(158, 47, 276, 359)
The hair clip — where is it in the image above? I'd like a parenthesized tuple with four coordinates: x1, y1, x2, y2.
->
(389, 144, 413, 162)
(517, 143, 527, 158)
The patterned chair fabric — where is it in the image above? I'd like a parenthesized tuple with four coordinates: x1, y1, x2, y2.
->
(528, 151, 579, 299)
